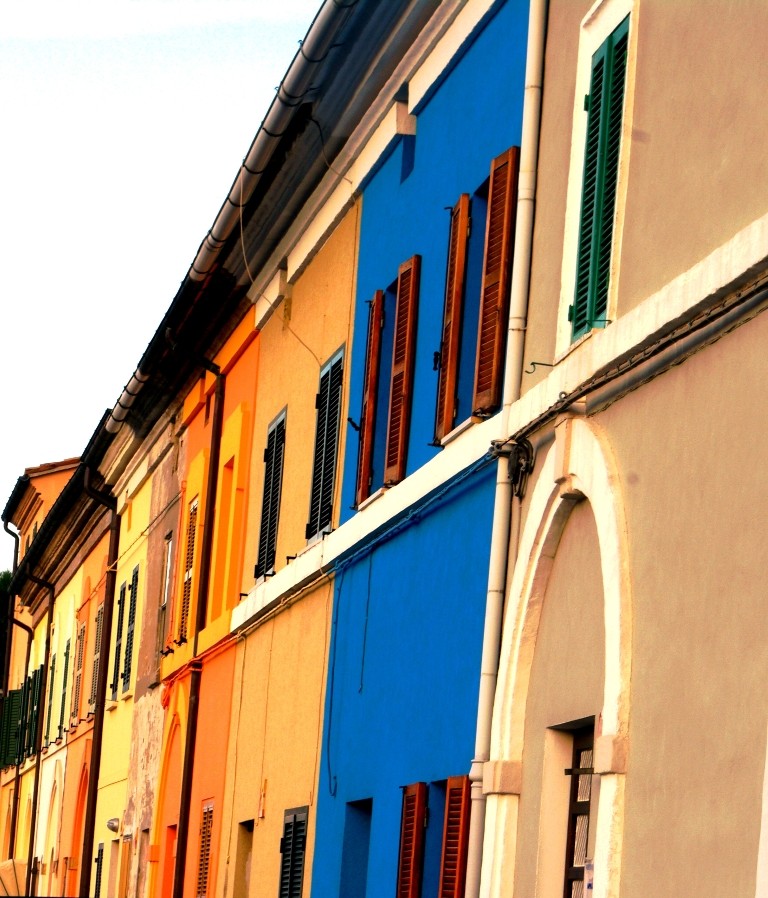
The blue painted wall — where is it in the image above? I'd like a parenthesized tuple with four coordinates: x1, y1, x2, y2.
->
(313, 463, 497, 897)
(340, 0, 529, 520)
(312, 3, 529, 895)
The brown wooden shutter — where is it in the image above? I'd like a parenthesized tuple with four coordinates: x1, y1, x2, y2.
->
(356, 290, 384, 506)
(472, 146, 519, 414)
(396, 781, 427, 898)
(437, 776, 471, 898)
(385, 256, 421, 486)
(435, 195, 470, 443)
(179, 498, 198, 643)
(196, 802, 214, 898)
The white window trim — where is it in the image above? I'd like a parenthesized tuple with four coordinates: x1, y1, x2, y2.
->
(555, 0, 638, 357)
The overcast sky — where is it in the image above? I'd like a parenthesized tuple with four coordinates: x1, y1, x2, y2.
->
(0, 0, 322, 570)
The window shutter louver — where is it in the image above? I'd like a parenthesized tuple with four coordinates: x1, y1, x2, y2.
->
(396, 782, 428, 898)
(437, 776, 471, 898)
(59, 639, 70, 739)
(572, 17, 629, 338)
(25, 668, 42, 758)
(196, 802, 214, 898)
(384, 256, 420, 486)
(355, 291, 384, 506)
(279, 807, 308, 898)
(45, 654, 56, 746)
(0, 693, 11, 767)
(435, 195, 470, 442)
(122, 566, 138, 691)
(1, 689, 22, 767)
(89, 605, 104, 710)
(473, 147, 519, 414)
(180, 499, 199, 642)
(306, 354, 344, 539)
(72, 622, 85, 724)
(111, 585, 126, 701)
(256, 414, 286, 578)
(15, 677, 29, 764)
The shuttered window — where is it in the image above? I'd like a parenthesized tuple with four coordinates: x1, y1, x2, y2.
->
(437, 776, 470, 898)
(196, 801, 214, 898)
(45, 654, 56, 746)
(384, 256, 420, 485)
(71, 621, 86, 724)
(473, 146, 519, 414)
(58, 638, 70, 739)
(570, 16, 629, 340)
(157, 533, 174, 662)
(21, 666, 42, 759)
(306, 352, 344, 540)
(256, 412, 287, 578)
(123, 566, 139, 692)
(355, 290, 384, 506)
(435, 197, 470, 442)
(279, 806, 308, 898)
(111, 584, 126, 701)
(94, 843, 104, 898)
(563, 727, 594, 898)
(396, 782, 428, 898)
(179, 499, 199, 643)
(0, 689, 22, 767)
(89, 604, 104, 711)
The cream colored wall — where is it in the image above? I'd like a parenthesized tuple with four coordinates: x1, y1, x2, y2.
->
(242, 203, 358, 588)
(218, 580, 332, 897)
(513, 499, 605, 898)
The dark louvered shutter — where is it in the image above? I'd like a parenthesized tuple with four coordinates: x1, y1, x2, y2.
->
(384, 256, 420, 486)
(45, 654, 56, 746)
(89, 605, 104, 710)
(122, 566, 138, 691)
(0, 692, 11, 767)
(473, 147, 519, 414)
(196, 802, 214, 898)
(571, 16, 629, 338)
(279, 806, 308, 898)
(306, 353, 344, 539)
(396, 782, 427, 898)
(1, 689, 21, 767)
(72, 621, 86, 724)
(26, 667, 42, 757)
(355, 290, 384, 506)
(58, 639, 70, 739)
(437, 776, 470, 898)
(435, 195, 470, 442)
(256, 413, 287, 577)
(111, 584, 126, 700)
(180, 499, 199, 643)
(94, 843, 104, 898)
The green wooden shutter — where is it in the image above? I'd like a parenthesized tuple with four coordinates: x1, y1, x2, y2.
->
(473, 147, 519, 414)
(435, 195, 470, 442)
(396, 782, 428, 898)
(72, 621, 86, 724)
(58, 639, 70, 739)
(355, 290, 384, 507)
(16, 675, 30, 764)
(111, 584, 126, 701)
(89, 604, 104, 710)
(571, 16, 630, 339)
(122, 566, 139, 692)
(256, 413, 286, 578)
(306, 352, 344, 539)
(279, 806, 308, 898)
(437, 776, 471, 898)
(384, 256, 420, 486)
(45, 654, 56, 746)
(0, 689, 22, 767)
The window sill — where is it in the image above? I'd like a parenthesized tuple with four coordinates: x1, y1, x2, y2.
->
(553, 327, 594, 366)
(357, 486, 389, 512)
(440, 415, 484, 447)
(106, 700, 118, 712)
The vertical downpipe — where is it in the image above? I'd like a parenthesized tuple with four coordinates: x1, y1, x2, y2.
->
(78, 470, 120, 898)
(172, 367, 225, 898)
(464, 1, 548, 896)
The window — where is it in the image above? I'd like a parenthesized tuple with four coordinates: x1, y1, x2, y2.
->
(340, 799, 372, 898)
(122, 566, 139, 692)
(45, 653, 56, 746)
(94, 843, 104, 898)
(111, 584, 126, 702)
(179, 497, 199, 643)
(157, 533, 173, 663)
(569, 16, 630, 339)
(58, 638, 70, 739)
(395, 777, 471, 898)
(196, 801, 214, 898)
(89, 604, 104, 712)
(255, 411, 287, 578)
(563, 725, 594, 898)
(279, 806, 308, 898)
(71, 622, 86, 724)
(0, 688, 21, 767)
(356, 256, 421, 505)
(306, 352, 344, 539)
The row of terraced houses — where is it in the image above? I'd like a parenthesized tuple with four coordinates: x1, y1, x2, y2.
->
(3, 1, 768, 896)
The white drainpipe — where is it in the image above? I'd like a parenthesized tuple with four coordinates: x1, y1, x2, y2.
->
(464, 0, 548, 895)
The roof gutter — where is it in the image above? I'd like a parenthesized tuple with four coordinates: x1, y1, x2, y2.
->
(104, 0, 361, 437)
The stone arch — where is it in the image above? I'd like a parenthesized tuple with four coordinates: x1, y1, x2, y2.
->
(483, 415, 632, 898)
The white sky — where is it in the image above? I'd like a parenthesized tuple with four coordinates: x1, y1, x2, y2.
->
(0, 0, 322, 570)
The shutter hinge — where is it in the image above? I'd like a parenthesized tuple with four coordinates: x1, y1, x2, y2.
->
(567, 304, 574, 322)
(584, 93, 590, 112)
